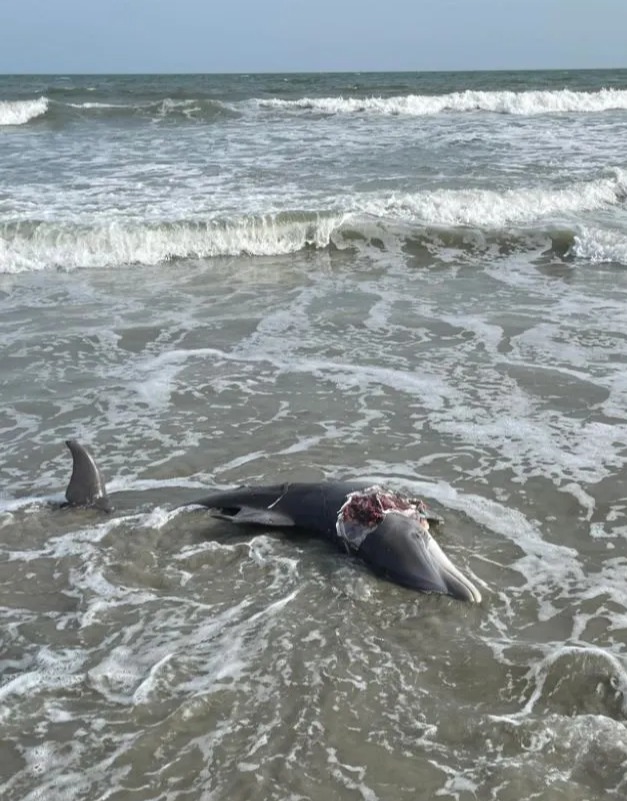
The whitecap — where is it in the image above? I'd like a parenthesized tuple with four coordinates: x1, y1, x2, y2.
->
(0, 97, 48, 126)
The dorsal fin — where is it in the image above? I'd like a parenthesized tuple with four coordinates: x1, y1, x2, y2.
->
(64, 439, 112, 512)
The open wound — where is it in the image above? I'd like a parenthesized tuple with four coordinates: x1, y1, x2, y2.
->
(336, 486, 429, 551)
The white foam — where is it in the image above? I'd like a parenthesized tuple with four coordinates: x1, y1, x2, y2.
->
(0, 647, 85, 721)
(0, 492, 65, 513)
(1, 171, 625, 272)
(87, 646, 148, 704)
(326, 748, 379, 801)
(360, 171, 627, 228)
(156, 97, 202, 118)
(0, 97, 48, 126)
(516, 643, 627, 717)
(572, 226, 627, 264)
(259, 88, 627, 116)
(295, 357, 450, 407)
(66, 101, 129, 110)
(0, 214, 346, 273)
(560, 482, 596, 520)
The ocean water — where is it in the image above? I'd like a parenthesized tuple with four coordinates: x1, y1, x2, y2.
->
(1, 70, 627, 800)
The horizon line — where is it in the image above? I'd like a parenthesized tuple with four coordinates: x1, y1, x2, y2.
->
(2, 65, 627, 78)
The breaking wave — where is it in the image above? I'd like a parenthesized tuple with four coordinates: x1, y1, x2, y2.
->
(7, 88, 627, 128)
(0, 96, 237, 126)
(0, 97, 48, 126)
(364, 171, 627, 227)
(571, 227, 627, 264)
(1, 218, 626, 275)
(61, 97, 239, 121)
(258, 88, 627, 116)
(1, 173, 625, 272)
(0, 213, 347, 273)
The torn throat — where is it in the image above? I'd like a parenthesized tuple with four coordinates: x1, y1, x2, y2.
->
(336, 486, 428, 550)
(340, 487, 425, 527)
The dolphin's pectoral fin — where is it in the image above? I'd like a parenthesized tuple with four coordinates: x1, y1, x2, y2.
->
(209, 506, 295, 527)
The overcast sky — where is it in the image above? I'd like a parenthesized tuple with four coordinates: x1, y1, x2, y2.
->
(1, 0, 626, 74)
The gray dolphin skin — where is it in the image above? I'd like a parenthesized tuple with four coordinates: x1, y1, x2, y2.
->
(191, 482, 481, 603)
(64, 439, 112, 512)
(63, 442, 481, 603)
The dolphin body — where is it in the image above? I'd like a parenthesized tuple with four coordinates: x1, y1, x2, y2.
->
(63, 440, 481, 603)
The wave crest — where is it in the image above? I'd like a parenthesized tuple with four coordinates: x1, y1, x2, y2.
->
(59, 96, 237, 122)
(0, 213, 347, 273)
(2, 175, 625, 272)
(259, 88, 627, 116)
(0, 97, 48, 126)
(362, 172, 627, 227)
(1, 96, 237, 126)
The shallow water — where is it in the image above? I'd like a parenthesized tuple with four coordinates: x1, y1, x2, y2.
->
(2, 70, 627, 800)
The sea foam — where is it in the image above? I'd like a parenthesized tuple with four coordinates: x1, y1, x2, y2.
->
(362, 171, 627, 227)
(259, 88, 627, 116)
(0, 214, 347, 273)
(0, 96, 48, 125)
(1, 173, 625, 272)
(572, 226, 627, 264)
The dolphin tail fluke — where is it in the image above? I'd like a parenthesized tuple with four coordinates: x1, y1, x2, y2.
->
(64, 439, 112, 512)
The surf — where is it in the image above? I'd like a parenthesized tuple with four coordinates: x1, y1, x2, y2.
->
(0, 97, 48, 126)
(258, 87, 627, 116)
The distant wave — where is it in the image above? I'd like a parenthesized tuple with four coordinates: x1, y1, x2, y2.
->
(81, 97, 239, 121)
(258, 88, 627, 116)
(0, 96, 237, 126)
(1, 174, 625, 272)
(62, 96, 241, 122)
(9, 88, 626, 128)
(0, 97, 48, 126)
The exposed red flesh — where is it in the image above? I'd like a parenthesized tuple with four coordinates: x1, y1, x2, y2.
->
(340, 487, 426, 528)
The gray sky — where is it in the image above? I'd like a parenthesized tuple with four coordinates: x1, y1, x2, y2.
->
(1, 0, 626, 74)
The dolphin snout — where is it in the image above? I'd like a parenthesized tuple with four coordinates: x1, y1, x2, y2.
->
(356, 512, 482, 603)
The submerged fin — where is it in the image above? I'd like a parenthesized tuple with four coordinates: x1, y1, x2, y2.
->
(210, 506, 295, 527)
(64, 439, 112, 512)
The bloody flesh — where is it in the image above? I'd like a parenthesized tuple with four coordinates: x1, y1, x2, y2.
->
(339, 487, 427, 528)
